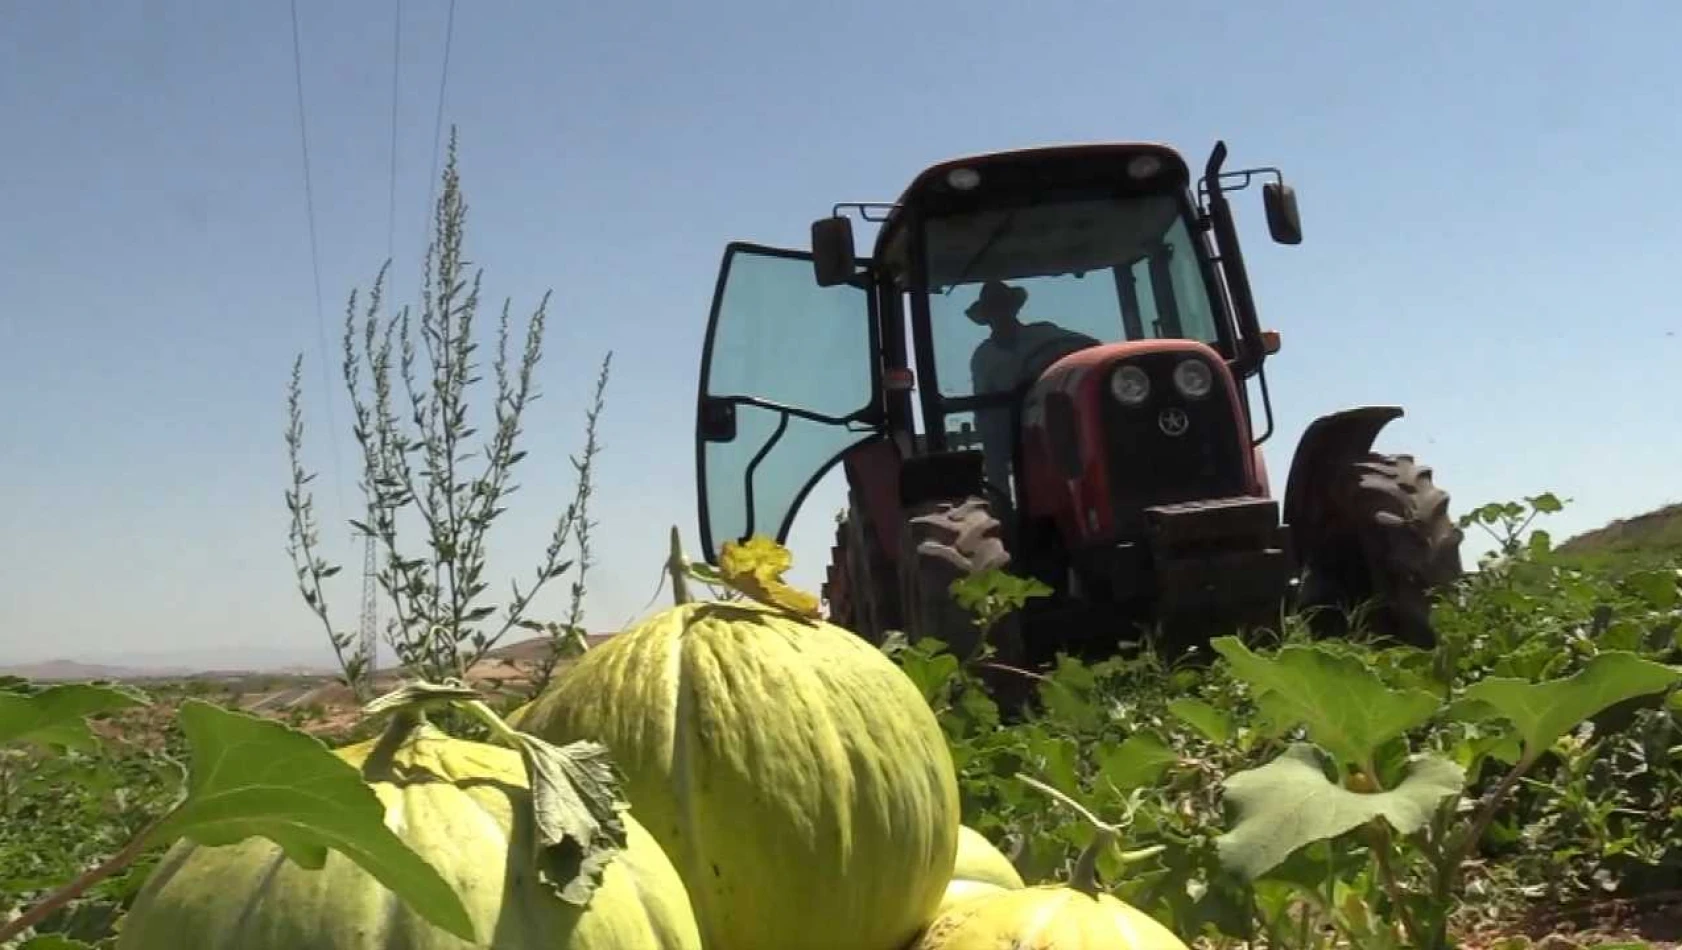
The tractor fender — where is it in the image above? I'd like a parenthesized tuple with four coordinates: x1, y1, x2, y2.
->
(1281, 405, 1404, 550)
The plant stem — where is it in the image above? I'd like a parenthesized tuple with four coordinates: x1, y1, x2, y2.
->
(977, 661, 1051, 683)
(1370, 824, 1423, 947)
(457, 698, 522, 747)
(1451, 757, 1530, 868)
(1357, 757, 1426, 948)
(1418, 756, 1532, 949)
(667, 526, 693, 606)
(0, 809, 172, 944)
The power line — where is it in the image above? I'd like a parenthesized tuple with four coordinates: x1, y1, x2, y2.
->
(361, 0, 406, 673)
(288, 0, 348, 524)
(424, 0, 458, 225)
(387, 0, 402, 269)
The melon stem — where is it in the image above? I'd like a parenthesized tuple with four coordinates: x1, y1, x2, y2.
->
(1017, 773, 1123, 898)
(1071, 826, 1119, 897)
(667, 525, 693, 605)
(363, 708, 428, 780)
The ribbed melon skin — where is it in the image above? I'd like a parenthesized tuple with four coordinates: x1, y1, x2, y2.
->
(913, 886, 1192, 950)
(518, 600, 962, 950)
(114, 723, 703, 950)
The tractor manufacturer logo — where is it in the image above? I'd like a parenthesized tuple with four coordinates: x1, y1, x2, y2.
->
(1157, 407, 1190, 437)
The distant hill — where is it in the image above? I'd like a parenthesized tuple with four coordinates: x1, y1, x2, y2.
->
(1555, 502, 1682, 575)
(0, 633, 615, 684)
(0, 659, 196, 682)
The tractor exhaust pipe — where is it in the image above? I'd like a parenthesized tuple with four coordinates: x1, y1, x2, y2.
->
(1203, 141, 1268, 379)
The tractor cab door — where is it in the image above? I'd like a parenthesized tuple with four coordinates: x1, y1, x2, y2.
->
(695, 242, 881, 564)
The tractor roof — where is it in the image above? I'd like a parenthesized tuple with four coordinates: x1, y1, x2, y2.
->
(870, 142, 1194, 263)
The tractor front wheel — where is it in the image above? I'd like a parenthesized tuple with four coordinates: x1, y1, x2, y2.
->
(1296, 452, 1463, 647)
(899, 495, 1034, 714)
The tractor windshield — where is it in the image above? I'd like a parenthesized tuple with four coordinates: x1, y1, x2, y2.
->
(921, 192, 1226, 401)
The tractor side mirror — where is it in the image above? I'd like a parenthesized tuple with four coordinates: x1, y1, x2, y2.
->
(1262, 183, 1302, 245)
(812, 216, 857, 287)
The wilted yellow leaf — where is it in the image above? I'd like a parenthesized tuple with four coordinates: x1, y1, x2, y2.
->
(717, 535, 821, 619)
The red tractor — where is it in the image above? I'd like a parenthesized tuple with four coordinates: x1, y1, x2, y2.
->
(693, 140, 1462, 677)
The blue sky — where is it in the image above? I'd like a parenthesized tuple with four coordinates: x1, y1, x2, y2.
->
(3, 1, 1678, 667)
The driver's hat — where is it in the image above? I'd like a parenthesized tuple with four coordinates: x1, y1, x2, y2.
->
(966, 280, 1028, 317)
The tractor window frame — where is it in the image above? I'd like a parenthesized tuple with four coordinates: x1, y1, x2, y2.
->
(889, 187, 1246, 506)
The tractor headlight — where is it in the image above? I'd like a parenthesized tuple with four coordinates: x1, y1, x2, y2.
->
(1109, 364, 1151, 406)
(1172, 358, 1214, 399)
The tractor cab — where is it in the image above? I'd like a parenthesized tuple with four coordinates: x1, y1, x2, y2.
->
(695, 141, 1299, 563)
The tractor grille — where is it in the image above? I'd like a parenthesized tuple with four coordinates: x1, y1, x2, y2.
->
(1098, 351, 1247, 537)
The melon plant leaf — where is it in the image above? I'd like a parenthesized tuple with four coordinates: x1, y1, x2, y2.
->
(1216, 743, 1465, 880)
(1167, 698, 1233, 744)
(1460, 650, 1682, 768)
(145, 700, 477, 942)
(1624, 569, 1678, 611)
(0, 682, 149, 751)
(894, 643, 961, 705)
(1099, 733, 1179, 791)
(1211, 637, 1441, 769)
(513, 733, 630, 906)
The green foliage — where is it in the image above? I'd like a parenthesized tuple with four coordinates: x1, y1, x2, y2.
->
(893, 490, 1682, 949)
(949, 569, 1052, 645)
(0, 683, 148, 751)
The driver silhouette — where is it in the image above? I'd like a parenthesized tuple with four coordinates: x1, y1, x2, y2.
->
(965, 280, 1100, 491)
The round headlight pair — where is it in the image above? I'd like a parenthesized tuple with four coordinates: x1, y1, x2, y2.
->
(1109, 358, 1214, 406)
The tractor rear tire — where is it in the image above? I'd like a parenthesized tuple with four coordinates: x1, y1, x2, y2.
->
(899, 495, 1033, 715)
(822, 492, 896, 644)
(1297, 453, 1463, 647)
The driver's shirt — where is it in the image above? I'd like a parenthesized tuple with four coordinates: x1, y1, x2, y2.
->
(970, 321, 1097, 396)
(968, 321, 1100, 491)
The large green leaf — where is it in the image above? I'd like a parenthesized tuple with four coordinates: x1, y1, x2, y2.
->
(1460, 651, 1682, 767)
(146, 700, 476, 942)
(0, 682, 148, 751)
(1625, 569, 1678, 611)
(1216, 743, 1465, 880)
(1167, 698, 1233, 744)
(1098, 733, 1179, 791)
(1211, 637, 1442, 769)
